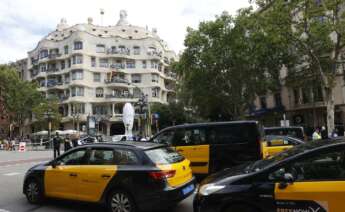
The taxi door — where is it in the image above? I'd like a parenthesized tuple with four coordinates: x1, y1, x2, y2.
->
(45, 148, 88, 199)
(274, 148, 345, 212)
(174, 128, 210, 174)
(75, 148, 117, 202)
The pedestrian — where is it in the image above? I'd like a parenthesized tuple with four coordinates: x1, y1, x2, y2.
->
(312, 128, 322, 141)
(64, 134, 72, 152)
(10, 138, 16, 151)
(53, 132, 61, 158)
(71, 133, 79, 148)
(321, 126, 328, 139)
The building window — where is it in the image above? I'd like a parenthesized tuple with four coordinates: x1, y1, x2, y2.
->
(95, 88, 104, 98)
(71, 70, 83, 80)
(131, 74, 141, 83)
(99, 58, 109, 68)
(91, 57, 96, 67)
(64, 45, 69, 54)
(71, 87, 84, 97)
(72, 55, 83, 64)
(152, 87, 160, 98)
(313, 86, 323, 102)
(39, 63, 47, 72)
(93, 73, 101, 82)
(64, 74, 70, 84)
(61, 61, 65, 70)
(133, 88, 141, 98)
(39, 50, 48, 59)
(67, 59, 71, 68)
(293, 89, 300, 105)
(260, 96, 267, 109)
(274, 93, 282, 107)
(151, 60, 158, 69)
(74, 41, 83, 50)
(92, 105, 108, 115)
(151, 74, 159, 83)
(126, 60, 135, 69)
(72, 103, 85, 114)
(142, 60, 147, 69)
(96, 44, 106, 53)
(133, 46, 140, 55)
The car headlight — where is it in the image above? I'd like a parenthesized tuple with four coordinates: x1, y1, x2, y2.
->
(199, 183, 225, 196)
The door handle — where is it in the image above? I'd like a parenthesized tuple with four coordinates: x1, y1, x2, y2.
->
(177, 149, 184, 152)
(69, 173, 78, 177)
(101, 174, 111, 179)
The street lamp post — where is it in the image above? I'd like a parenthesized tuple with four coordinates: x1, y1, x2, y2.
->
(43, 109, 54, 149)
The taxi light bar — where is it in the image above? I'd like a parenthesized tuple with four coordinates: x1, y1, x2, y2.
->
(149, 170, 176, 180)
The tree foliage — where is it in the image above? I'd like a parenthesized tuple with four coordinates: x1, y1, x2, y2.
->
(176, 10, 292, 120)
(32, 98, 61, 131)
(255, 0, 345, 132)
(0, 65, 43, 135)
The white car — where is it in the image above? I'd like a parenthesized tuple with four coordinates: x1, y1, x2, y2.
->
(112, 135, 134, 142)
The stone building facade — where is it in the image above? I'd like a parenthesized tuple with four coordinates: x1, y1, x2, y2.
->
(25, 11, 177, 136)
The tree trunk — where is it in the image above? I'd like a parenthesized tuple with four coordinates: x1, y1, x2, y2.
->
(325, 87, 335, 136)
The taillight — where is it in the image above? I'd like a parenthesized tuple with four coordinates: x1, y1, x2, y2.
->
(149, 170, 176, 180)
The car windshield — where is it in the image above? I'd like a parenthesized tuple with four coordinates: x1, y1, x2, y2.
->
(145, 147, 185, 165)
(246, 140, 333, 172)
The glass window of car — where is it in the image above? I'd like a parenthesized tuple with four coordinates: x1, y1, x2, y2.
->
(174, 128, 207, 146)
(146, 147, 184, 165)
(113, 149, 139, 165)
(269, 149, 345, 181)
(89, 148, 114, 165)
(210, 124, 258, 144)
(57, 149, 87, 165)
(153, 130, 175, 145)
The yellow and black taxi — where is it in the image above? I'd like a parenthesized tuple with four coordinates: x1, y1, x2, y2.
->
(194, 139, 345, 212)
(261, 135, 305, 159)
(151, 121, 263, 175)
(23, 142, 195, 212)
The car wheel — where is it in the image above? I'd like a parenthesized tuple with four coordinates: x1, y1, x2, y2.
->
(224, 204, 259, 212)
(107, 189, 136, 212)
(25, 179, 44, 204)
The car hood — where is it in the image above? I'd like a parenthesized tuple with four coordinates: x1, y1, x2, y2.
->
(201, 163, 252, 185)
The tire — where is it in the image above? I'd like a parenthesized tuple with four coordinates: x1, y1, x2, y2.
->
(25, 179, 44, 204)
(107, 189, 136, 212)
(224, 204, 259, 212)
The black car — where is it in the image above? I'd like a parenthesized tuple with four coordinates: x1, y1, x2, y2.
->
(23, 142, 195, 212)
(194, 139, 345, 212)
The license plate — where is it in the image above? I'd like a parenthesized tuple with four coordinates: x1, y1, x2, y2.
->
(182, 184, 195, 195)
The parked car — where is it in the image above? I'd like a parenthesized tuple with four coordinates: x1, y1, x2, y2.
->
(23, 142, 195, 212)
(151, 121, 264, 175)
(194, 139, 345, 212)
(264, 126, 306, 141)
(261, 135, 305, 158)
(78, 136, 98, 145)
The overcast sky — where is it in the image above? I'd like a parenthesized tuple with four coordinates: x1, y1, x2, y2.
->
(0, 0, 252, 63)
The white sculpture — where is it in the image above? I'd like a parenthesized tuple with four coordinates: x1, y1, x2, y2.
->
(122, 103, 135, 136)
(116, 10, 129, 26)
(56, 18, 69, 31)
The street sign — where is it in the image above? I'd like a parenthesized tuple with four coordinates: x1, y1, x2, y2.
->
(18, 142, 26, 152)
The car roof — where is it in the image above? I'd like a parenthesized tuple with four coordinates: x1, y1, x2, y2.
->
(264, 126, 303, 130)
(159, 121, 259, 131)
(82, 141, 166, 150)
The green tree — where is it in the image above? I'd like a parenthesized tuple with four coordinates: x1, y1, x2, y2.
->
(176, 10, 292, 120)
(0, 65, 43, 136)
(32, 98, 61, 131)
(255, 0, 345, 133)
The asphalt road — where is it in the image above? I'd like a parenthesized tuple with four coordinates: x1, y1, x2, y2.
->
(0, 150, 194, 212)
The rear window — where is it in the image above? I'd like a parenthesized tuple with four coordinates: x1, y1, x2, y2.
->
(209, 124, 260, 144)
(145, 147, 185, 165)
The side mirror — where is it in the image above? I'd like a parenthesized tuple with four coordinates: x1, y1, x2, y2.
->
(278, 173, 295, 189)
(51, 160, 59, 168)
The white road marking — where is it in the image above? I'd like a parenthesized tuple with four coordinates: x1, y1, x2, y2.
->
(3, 172, 21, 176)
(0, 209, 11, 212)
